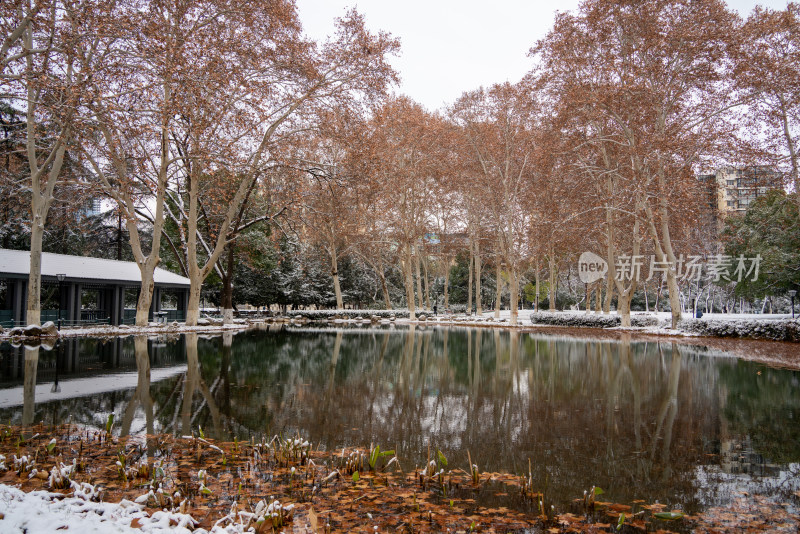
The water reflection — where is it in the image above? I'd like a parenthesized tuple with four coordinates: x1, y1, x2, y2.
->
(1, 327, 798, 513)
(120, 337, 153, 437)
(22, 346, 38, 427)
(182, 332, 222, 437)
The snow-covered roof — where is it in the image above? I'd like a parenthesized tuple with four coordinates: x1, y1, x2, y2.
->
(0, 249, 190, 287)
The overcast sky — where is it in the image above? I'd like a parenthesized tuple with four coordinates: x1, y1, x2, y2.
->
(295, 0, 791, 112)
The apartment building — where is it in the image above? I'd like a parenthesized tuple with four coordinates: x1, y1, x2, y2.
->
(705, 166, 783, 215)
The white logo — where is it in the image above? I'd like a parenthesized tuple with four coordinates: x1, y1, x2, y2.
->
(578, 252, 608, 284)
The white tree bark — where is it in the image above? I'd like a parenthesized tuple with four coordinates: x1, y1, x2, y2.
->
(473, 235, 482, 315)
(494, 257, 502, 318)
(403, 243, 416, 319)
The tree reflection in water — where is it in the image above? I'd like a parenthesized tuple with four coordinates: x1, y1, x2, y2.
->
(120, 336, 153, 438)
(3, 326, 799, 512)
(22, 346, 38, 428)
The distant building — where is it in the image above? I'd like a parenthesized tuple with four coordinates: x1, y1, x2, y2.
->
(699, 166, 783, 218)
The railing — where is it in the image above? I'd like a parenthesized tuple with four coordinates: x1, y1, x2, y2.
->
(161, 309, 185, 322)
(0, 309, 110, 328)
(123, 309, 137, 325)
(0, 309, 14, 328)
(40, 310, 68, 323)
(122, 308, 185, 324)
(80, 309, 110, 324)
(1, 308, 185, 328)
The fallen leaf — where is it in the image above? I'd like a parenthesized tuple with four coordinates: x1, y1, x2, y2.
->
(653, 511, 684, 520)
(608, 503, 632, 512)
(308, 506, 318, 533)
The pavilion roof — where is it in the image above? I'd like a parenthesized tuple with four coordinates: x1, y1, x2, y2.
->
(0, 249, 190, 287)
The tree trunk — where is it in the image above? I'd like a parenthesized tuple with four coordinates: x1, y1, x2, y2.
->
(618, 291, 632, 327)
(181, 333, 199, 435)
(121, 336, 153, 438)
(443, 257, 451, 310)
(117, 210, 123, 261)
(665, 269, 682, 328)
(422, 253, 430, 310)
(22, 347, 38, 427)
(509, 265, 519, 326)
(474, 237, 482, 315)
(331, 245, 343, 310)
(221, 247, 235, 324)
(131, 107, 170, 326)
(595, 282, 601, 313)
(548, 253, 557, 311)
(777, 95, 799, 211)
(378, 269, 391, 309)
(26, 147, 68, 325)
(585, 283, 591, 313)
(494, 259, 502, 318)
(136, 269, 155, 326)
(534, 262, 540, 313)
(414, 244, 424, 310)
(643, 200, 681, 328)
(467, 245, 473, 314)
(185, 279, 202, 326)
(611, 211, 642, 328)
(23, 26, 70, 325)
(403, 243, 416, 319)
(26, 222, 44, 325)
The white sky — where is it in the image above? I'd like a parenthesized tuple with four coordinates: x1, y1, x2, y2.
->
(296, 0, 791, 112)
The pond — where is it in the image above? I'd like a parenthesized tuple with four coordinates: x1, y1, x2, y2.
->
(1, 325, 798, 516)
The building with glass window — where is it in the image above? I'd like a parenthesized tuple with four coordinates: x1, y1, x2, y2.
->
(699, 166, 783, 217)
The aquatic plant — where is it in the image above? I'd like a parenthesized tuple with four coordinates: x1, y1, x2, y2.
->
(105, 413, 114, 436)
(70, 480, 102, 501)
(48, 459, 75, 489)
(467, 451, 480, 485)
(13, 454, 35, 476)
(251, 498, 294, 531)
(368, 444, 396, 472)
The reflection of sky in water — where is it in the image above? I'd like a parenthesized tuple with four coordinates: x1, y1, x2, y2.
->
(1, 328, 798, 514)
(0, 366, 186, 408)
(695, 462, 800, 513)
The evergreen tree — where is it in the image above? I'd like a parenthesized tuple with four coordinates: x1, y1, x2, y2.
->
(721, 190, 800, 298)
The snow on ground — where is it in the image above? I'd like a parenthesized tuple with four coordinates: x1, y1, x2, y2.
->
(413, 309, 797, 322)
(2, 309, 797, 343)
(58, 322, 248, 338)
(0, 483, 236, 533)
(0, 321, 250, 342)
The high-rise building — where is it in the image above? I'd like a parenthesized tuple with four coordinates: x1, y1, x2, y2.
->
(697, 166, 783, 238)
(708, 166, 783, 216)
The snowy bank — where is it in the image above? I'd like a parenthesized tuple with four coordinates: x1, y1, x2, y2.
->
(678, 317, 800, 342)
(279, 309, 410, 320)
(0, 484, 219, 534)
(528, 311, 800, 342)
